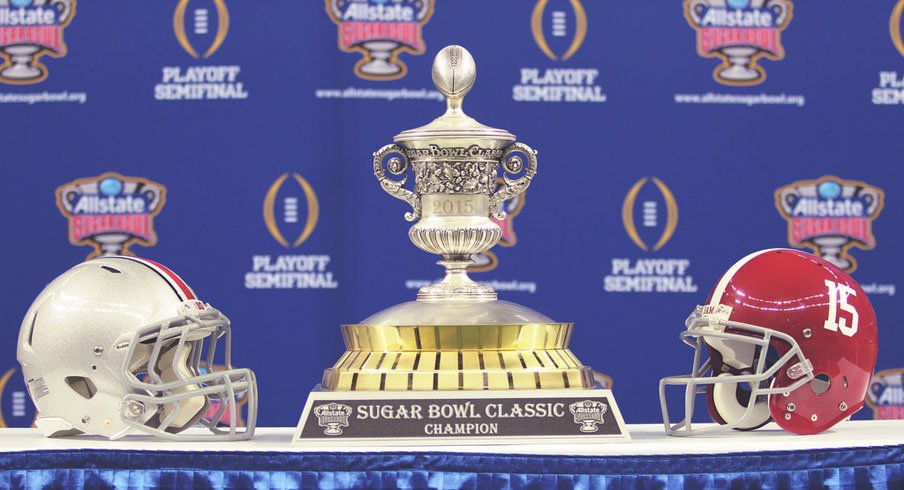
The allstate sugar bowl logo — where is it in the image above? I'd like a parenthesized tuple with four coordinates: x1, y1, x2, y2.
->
(684, 0, 793, 86)
(569, 400, 607, 433)
(871, 1, 904, 105)
(514, 0, 605, 103)
(155, 0, 247, 101)
(326, 0, 434, 81)
(0, 0, 75, 84)
(867, 368, 904, 420)
(245, 173, 338, 290)
(56, 173, 166, 259)
(314, 403, 353, 435)
(775, 176, 884, 272)
(604, 177, 697, 294)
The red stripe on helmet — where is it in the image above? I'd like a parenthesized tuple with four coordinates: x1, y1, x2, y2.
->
(129, 257, 197, 300)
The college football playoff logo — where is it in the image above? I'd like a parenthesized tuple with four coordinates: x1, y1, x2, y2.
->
(531, 0, 587, 62)
(0, 367, 34, 428)
(775, 176, 884, 273)
(56, 173, 167, 259)
(684, 0, 793, 86)
(622, 177, 678, 252)
(326, 0, 434, 80)
(0, 0, 76, 84)
(263, 172, 319, 248)
(893, 0, 904, 58)
(173, 0, 229, 59)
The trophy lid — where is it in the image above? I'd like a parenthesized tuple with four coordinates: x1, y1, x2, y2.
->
(360, 299, 554, 326)
(394, 45, 515, 145)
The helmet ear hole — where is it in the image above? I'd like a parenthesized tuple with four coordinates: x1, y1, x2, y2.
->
(810, 373, 831, 395)
(65, 376, 97, 399)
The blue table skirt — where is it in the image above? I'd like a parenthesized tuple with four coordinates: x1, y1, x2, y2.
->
(1, 445, 902, 489)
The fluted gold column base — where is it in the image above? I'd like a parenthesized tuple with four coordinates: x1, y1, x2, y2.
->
(321, 323, 594, 391)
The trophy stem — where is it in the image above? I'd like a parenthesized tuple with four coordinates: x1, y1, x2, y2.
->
(416, 255, 497, 302)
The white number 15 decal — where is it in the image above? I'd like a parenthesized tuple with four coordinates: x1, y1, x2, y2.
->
(824, 280, 858, 337)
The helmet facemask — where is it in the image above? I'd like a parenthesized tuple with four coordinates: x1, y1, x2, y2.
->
(659, 306, 815, 436)
(118, 302, 257, 440)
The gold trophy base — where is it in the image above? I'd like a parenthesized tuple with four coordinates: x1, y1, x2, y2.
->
(322, 324, 594, 391)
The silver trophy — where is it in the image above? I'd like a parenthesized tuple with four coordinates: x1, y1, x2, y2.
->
(294, 45, 629, 445)
(0, 0, 74, 82)
(374, 45, 537, 302)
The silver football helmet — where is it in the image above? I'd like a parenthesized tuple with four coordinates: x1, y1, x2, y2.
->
(17, 256, 257, 440)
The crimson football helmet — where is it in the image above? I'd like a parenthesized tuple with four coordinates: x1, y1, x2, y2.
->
(17, 256, 257, 440)
(660, 249, 878, 435)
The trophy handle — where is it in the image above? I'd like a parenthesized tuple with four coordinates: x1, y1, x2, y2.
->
(373, 144, 421, 222)
(489, 142, 537, 220)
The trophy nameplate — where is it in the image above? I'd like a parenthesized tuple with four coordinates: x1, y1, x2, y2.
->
(294, 45, 628, 445)
(293, 388, 627, 445)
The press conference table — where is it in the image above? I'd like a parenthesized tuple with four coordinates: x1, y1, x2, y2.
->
(0, 421, 901, 488)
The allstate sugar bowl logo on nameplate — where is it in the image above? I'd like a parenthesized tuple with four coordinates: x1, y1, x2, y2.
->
(0, 0, 75, 85)
(513, 0, 605, 103)
(570, 400, 607, 433)
(775, 176, 884, 272)
(56, 173, 167, 259)
(871, 0, 904, 105)
(604, 177, 697, 294)
(245, 173, 338, 290)
(313, 403, 353, 435)
(155, 0, 247, 101)
(326, 0, 434, 81)
(684, 0, 793, 86)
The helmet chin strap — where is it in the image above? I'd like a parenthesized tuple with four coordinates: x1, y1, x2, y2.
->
(155, 343, 209, 432)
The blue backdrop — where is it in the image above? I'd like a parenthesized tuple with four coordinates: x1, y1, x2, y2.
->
(0, 0, 901, 429)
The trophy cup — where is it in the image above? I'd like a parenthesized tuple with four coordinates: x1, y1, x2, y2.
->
(294, 45, 628, 445)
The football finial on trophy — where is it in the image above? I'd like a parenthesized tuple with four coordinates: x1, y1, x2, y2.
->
(373, 45, 538, 302)
(432, 45, 476, 106)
